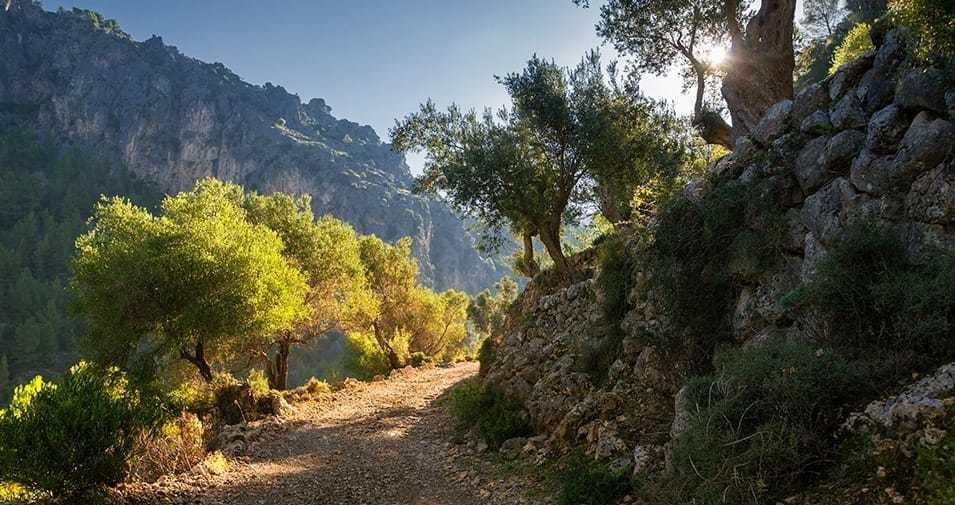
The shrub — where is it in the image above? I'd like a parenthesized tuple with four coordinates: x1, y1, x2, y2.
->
(304, 377, 332, 396)
(829, 22, 874, 76)
(247, 369, 270, 399)
(649, 181, 785, 369)
(558, 453, 630, 505)
(128, 412, 206, 483)
(408, 351, 434, 368)
(891, 0, 955, 60)
(448, 380, 532, 448)
(583, 233, 636, 381)
(656, 339, 864, 504)
(800, 221, 955, 387)
(477, 337, 497, 376)
(0, 362, 161, 499)
(344, 331, 391, 380)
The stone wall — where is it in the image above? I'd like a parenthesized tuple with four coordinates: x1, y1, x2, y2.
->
(482, 29, 955, 477)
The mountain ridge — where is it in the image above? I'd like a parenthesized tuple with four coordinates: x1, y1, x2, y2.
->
(0, 0, 499, 292)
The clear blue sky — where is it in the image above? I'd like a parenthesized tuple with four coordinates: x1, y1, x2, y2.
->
(48, 1, 802, 173)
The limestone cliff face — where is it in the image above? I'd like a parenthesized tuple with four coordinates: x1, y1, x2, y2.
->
(483, 28, 955, 476)
(0, 1, 498, 292)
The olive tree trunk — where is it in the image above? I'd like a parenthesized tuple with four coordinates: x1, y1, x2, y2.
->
(722, 0, 797, 143)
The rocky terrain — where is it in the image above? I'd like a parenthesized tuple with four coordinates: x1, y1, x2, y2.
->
(0, 1, 498, 292)
(117, 363, 552, 505)
(483, 26, 955, 482)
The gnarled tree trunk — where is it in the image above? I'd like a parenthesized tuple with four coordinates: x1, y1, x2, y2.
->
(722, 0, 797, 143)
(521, 231, 540, 277)
(691, 64, 734, 149)
(181, 342, 214, 383)
(537, 220, 570, 280)
(266, 338, 292, 390)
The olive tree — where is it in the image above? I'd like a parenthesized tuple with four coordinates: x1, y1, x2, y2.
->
(393, 52, 685, 278)
(242, 192, 366, 390)
(579, 0, 735, 147)
(72, 178, 308, 383)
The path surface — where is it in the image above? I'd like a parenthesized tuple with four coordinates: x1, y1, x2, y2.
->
(120, 363, 548, 505)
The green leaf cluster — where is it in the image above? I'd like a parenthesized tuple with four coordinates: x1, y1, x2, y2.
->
(0, 362, 161, 499)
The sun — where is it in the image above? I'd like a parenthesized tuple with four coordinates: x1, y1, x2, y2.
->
(704, 45, 729, 65)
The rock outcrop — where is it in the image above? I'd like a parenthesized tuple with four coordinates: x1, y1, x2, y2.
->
(0, 1, 498, 292)
(482, 28, 955, 477)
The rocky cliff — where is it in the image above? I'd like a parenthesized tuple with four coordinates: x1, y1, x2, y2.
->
(482, 27, 955, 493)
(0, 1, 498, 292)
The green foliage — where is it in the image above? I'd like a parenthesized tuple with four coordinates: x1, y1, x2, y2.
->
(247, 369, 270, 399)
(393, 50, 687, 276)
(650, 339, 864, 504)
(581, 233, 634, 381)
(0, 362, 161, 499)
(344, 234, 471, 371)
(891, 0, 955, 60)
(448, 380, 531, 448)
(914, 420, 955, 504)
(558, 452, 630, 505)
(128, 412, 205, 483)
(587, 0, 731, 124)
(798, 221, 955, 387)
(596, 233, 634, 328)
(649, 181, 785, 369)
(72, 178, 309, 383)
(829, 22, 874, 76)
(0, 132, 161, 403)
(802, 0, 846, 37)
(477, 337, 498, 376)
(343, 331, 391, 380)
(468, 276, 518, 340)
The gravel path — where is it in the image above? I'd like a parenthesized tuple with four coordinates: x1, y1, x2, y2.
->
(120, 363, 549, 505)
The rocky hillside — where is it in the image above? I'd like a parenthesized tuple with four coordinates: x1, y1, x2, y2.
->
(482, 27, 955, 503)
(0, 1, 498, 292)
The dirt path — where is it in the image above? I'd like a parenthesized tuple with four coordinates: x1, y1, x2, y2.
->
(120, 363, 549, 505)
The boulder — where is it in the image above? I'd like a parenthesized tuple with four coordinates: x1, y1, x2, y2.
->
(801, 232, 826, 282)
(865, 104, 909, 154)
(894, 112, 955, 181)
(896, 68, 949, 115)
(753, 100, 793, 145)
(823, 129, 866, 173)
(215, 384, 255, 426)
(794, 136, 830, 192)
(830, 94, 868, 131)
(906, 163, 955, 224)
(792, 83, 830, 125)
(845, 362, 955, 430)
(857, 68, 898, 113)
(829, 53, 874, 101)
(800, 110, 832, 135)
(802, 177, 861, 244)
(872, 29, 906, 76)
(850, 148, 900, 195)
(669, 386, 691, 440)
(270, 394, 293, 417)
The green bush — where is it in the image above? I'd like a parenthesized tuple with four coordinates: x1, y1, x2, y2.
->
(649, 181, 785, 370)
(344, 331, 391, 380)
(800, 221, 955, 387)
(0, 362, 161, 499)
(477, 337, 497, 376)
(829, 22, 874, 76)
(558, 452, 630, 505)
(448, 380, 532, 448)
(654, 339, 864, 504)
(583, 233, 637, 381)
(891, 0, 955, 60)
